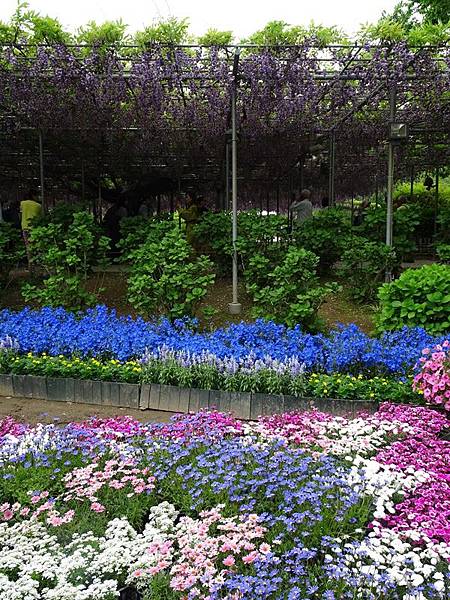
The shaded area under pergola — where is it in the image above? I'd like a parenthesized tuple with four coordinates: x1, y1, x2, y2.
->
(0, 41, 449, 309)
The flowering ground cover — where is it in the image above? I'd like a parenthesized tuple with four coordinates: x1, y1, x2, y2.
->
(0, 306, 446, 374)
(0, 405, 449, 599)
(1, 306, 448, 403)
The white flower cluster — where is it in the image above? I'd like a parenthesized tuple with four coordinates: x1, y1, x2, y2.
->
(326, 527, 450, 598)
(0, 424, 58, 466)
(318, 416, 415, 456)
(0, 502, 177, 600)
(346, 456, 430, 521)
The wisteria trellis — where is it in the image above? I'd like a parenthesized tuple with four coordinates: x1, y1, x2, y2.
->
(0, 40, 449, 199)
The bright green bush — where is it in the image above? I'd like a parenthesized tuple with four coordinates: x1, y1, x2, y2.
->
(247, 246, 340, 331)
(437, 243, 450, 263)
(360, 205, 421, 260)
(118, 215, 176, 262)
(21, 211, 110, 311)
(339, 238, 399, 303)
(126, 228, 215, 319)
(376, 264, 450, 335)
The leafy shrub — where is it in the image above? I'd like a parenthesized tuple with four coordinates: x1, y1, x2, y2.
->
(21, 211, 110, 311)
(413, 342, 450, 411)
(0, 222, 25, 286)
(192, 211, 288, 275)
(437, 206, 450, 243)
(127, 229, 215, 320)
(293, 207, 351, 271)
(377, 264, 450, 335)
(436, 243, 450, 263)
(247, 246, 340, 331)
(118, 215, 176, 262)
(361, 205, 421, 260)
(339, 238, 399, 303)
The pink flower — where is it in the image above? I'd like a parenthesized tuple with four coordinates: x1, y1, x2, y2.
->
(242, 551, 258, 564)
(2, 509, 13, 521)
(223, 555, 235, 567)
(19, 507, 30, 517)
(259, 543, 271, 555)
(90, 502, 105, 513)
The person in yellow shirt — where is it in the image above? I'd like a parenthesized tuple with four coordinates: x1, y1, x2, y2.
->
(20, 190, 42, 269)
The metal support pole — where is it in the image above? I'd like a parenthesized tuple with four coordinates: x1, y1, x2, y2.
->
(385, 86, 396, 282)
(228, 82, 241, 315)
(225, 141, 230, 210)
(328, 131, 336, 206)
(38, 129, 45, 212)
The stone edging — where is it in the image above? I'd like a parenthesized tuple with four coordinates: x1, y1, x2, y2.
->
(0, 374, 379, 419)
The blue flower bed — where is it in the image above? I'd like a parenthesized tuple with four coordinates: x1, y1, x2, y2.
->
(0, 305, 447, 376)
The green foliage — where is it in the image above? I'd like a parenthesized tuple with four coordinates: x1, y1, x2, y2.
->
(0, 222, 25, 286)
(437, 206, 450, 242)
(293, 207, 351, 272)
(76, 20, 129, 47)
(21, 211, 110, 311)
(360, 205, 421, 260)
(339, 238, 399, 304)
(404, 0, 450, 24)
(134, 17, 191, 47)
(197, 29, 233, 46)
(0, 2, 71, 45)
(437, 243, 450, 263)
(192, 211, 288, 276)
(247, 246, 340, 331)
(376, 264, 450, 334)
(127, 229, 215, 320)
(117, 215, 176, 262)
(243, 20, 345, 46)
(306, 373, 416, 404)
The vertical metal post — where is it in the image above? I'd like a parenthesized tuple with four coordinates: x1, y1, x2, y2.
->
(38, 129, 45, 212)
(228, 82, 241, 314)
(225, 141, 230, 210)
(328, 131, 336, 206)
(385, 86, 396, 282)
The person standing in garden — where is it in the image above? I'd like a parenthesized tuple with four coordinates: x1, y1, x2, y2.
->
(290, 189, 313, 229)
(178, 192, 203, 245)
(20, 189, 42, 269)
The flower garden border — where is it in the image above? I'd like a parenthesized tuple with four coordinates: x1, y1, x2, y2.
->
(0, 374, 378, 419)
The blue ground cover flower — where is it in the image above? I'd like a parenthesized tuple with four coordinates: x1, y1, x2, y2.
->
(0, 305, 446, 375)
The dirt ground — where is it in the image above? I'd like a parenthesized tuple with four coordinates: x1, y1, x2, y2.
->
(0, 395, 171, 426)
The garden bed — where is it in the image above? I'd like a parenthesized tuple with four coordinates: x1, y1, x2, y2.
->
(0, 404, 449, 599)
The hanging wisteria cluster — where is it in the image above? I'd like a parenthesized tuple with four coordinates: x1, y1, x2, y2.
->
(0, 40, 449, 198)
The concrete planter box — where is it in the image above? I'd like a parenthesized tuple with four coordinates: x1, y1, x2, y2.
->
(158, 384, 190, 413)
(188, 387, 210, 413)
(0, 373, 379, 419)
(12, 374, 47, 400)
(229, 392, 252, 420)
(0, 374, 14, 397)
(46, 377, 76, 402)
(250, 393, 284, 419)
(73, 379, 103, 405)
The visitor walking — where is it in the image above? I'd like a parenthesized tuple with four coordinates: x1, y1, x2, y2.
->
(178, 192, 203, 245)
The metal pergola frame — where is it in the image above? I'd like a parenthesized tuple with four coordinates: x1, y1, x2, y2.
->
(1, 41, 449, 310)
